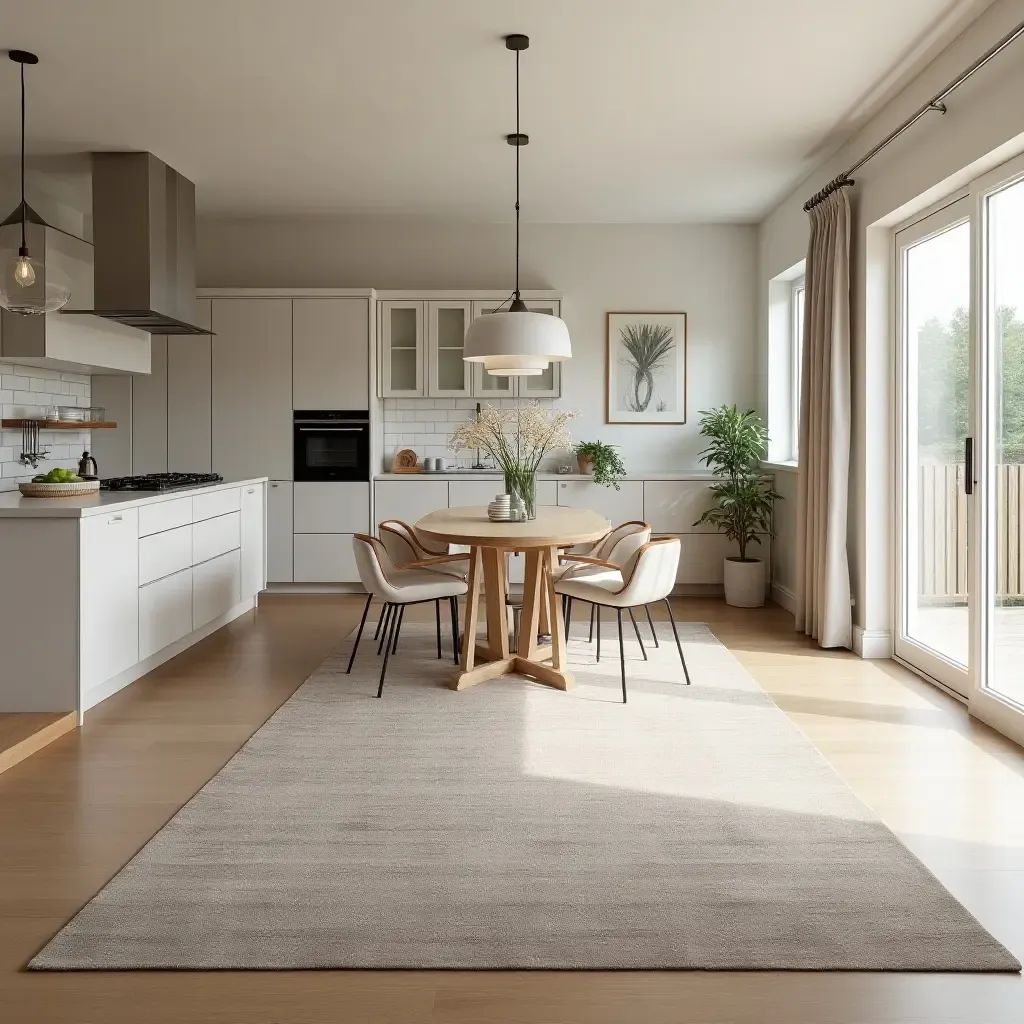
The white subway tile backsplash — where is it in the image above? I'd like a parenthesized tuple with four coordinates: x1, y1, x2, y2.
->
(0, 362, 91, 485)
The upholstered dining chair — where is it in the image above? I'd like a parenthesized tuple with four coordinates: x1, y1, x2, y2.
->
(378, 518, 470, 656)
(555, 521, 655, 647)
(348, 534, 468, 697)
(553, 537, 690, 704)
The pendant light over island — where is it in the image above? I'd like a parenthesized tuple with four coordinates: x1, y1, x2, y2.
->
(462, 34, 571, 378)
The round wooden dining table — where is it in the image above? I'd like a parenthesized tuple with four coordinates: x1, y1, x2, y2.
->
(416, 505, 611, 692)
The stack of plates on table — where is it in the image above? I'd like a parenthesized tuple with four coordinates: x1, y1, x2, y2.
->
(487, 494, 513, 521)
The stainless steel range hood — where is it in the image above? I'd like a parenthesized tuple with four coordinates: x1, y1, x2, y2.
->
(63, 152, 209, 335)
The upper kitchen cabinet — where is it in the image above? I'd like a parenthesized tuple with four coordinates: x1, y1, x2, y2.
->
(426, 301, 472, 397)
(380, 301, 424, 397)
(293, 298, 370, 409)
(212, 298, 293, 480)
(516, 300, 562, 399)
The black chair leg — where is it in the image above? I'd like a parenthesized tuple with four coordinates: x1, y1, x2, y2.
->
(596, 607, 601, 662)
(644, 604, 660, 648)
(377, 603, 393, 654)
(391, 605, 405, 654)
(449, 596, 460, 663)
(435, 600, 442, 659)
(346, 594, 373, 673)
(373, 604, 386, 640)
(664, 598, 691, 685)
(377, 605, 399, 698)
(588, 602, 595, 643)
(617, 608, 627, 704)
(628, 608, 647, 661)
(564, 597, 573, 640)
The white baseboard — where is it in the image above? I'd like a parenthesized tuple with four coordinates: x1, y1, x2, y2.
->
(264, 583, 366, 595)
(80, 595, 258, 721)
(852, 625, 892, 659)
(770, 582, 796, 613)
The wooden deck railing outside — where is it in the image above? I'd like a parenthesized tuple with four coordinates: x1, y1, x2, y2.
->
(919, 463, 1024, 599)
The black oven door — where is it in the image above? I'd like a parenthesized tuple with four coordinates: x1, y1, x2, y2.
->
(293, 412, 370, 481)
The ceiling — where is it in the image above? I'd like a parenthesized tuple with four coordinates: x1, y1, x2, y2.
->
(0, 0, 997, 223)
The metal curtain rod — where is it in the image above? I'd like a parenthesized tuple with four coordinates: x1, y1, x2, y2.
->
(803, 16, 1024, 211)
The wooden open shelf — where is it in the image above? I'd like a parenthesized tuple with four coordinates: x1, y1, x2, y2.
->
(2, 419, 118, 430)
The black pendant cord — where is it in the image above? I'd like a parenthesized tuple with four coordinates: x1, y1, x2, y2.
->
(19, 59, 27, 254)
(514, 48, 520, 300)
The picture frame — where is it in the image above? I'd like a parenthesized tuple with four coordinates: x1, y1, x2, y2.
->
(605, 312, 687, 424)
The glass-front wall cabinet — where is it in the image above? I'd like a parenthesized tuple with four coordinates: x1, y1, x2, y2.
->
(380, 301, 424, 397)
(427, 301, 472, 397)
(379, 296, 562, 399)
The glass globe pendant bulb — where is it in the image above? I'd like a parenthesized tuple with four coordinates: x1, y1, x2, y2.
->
(13, 251, 35, 287)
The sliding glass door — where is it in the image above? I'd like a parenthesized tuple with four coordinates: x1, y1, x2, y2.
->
(896, 154, 1024, 743)
(895, 199, 972, 695)
(974, 160, 1024, 741)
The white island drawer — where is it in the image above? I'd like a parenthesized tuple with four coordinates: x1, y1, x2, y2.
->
(193, 511, 240, 564)
(138, 496, 193, 538)
(193, 487, 240, 523)
(138, 524, 193, 585)
(139, 568, 193, 659)
(193, 549, 241, 628)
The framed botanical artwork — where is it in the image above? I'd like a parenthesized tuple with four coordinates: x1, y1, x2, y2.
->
(606, 312, 687, 424)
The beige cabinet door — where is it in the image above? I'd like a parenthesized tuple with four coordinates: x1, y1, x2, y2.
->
(266, 480, 294, 583)
(380, 301, 424, 397)
(427, 301, 472, 397)
(293, 298, 369, 409)
(211, 298, 293, 480)
(167, 297, 212, 472)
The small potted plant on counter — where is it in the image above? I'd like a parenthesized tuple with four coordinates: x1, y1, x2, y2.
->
(693, 405, 782, 607)
(574, 441, 626, 490)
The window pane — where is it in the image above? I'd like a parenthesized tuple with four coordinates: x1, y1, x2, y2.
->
(793, 283, 805, 458)
(986, 177, 1024, 705)
(903, 221, 971, 670)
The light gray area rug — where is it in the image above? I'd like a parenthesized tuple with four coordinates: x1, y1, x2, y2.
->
(31, 620, 1020, 972)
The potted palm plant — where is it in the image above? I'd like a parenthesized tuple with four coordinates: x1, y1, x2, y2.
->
(693, 405, 782, 607)
(574, 441, 626, 489)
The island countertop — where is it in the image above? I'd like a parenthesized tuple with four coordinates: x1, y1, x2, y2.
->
(0, 477, 269, 518)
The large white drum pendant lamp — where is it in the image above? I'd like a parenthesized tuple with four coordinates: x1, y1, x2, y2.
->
(463, 34, 571, 377)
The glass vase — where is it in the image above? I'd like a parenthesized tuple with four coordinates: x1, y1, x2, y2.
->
(504, 467, 537, 520)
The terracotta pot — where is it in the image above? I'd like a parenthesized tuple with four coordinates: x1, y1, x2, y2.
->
(577, 454, 594, 475)
(723, 557, 765, 607)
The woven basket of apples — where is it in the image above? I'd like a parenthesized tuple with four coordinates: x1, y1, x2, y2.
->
(19, 467, 101, 497)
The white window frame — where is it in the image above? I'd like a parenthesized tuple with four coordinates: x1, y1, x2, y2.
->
(790, 275, 806, 462)
(766, 261, 805, 468)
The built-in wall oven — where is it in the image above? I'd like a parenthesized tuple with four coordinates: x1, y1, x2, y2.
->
(293, 410, 370, 481)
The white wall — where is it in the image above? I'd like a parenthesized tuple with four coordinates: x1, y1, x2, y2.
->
(758, 0, 1024, 643)
(197, 221, 758, 473)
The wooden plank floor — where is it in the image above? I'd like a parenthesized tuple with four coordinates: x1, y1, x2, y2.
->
(0, 594, 1021, 1024)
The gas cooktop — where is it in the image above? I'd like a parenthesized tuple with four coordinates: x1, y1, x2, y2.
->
(100, 473, 224, 492)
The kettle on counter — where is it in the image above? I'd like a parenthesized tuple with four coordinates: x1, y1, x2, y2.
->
(78, 450, 98, 480)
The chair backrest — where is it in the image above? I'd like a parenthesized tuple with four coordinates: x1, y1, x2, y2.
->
(617, 537, 681, 606)
(378, 520, 421, 567)
(379, 519, 448, 563)
(591, 521, 651, 566)
(352, 534, 402, 602)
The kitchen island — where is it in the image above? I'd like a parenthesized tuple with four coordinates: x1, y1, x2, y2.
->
(0, 478, 267, 723)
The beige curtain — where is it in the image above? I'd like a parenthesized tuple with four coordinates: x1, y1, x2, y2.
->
(795, 189, 852, 649)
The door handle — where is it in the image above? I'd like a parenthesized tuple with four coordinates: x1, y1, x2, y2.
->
(109, 514, 123, 523)
(965, 437, 974, 495)
(297, 427, 362, 433)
